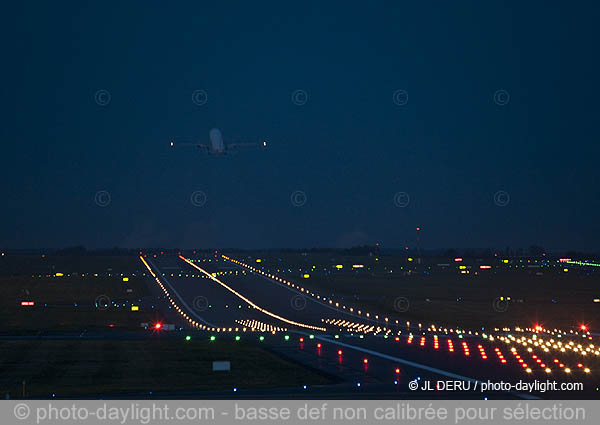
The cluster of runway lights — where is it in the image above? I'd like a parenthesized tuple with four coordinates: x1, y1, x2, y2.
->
(223, 255, 405, 323)
(235, 319, 287, 333)
(223, 255, 590, 339)
(180, 255, 326, 332)
(142, 256, 288, 334)
(323, 326, 594, 378)
(145, 254, 596, 381)
(140, 256, 208, 330)
(163, 269, 247, 279)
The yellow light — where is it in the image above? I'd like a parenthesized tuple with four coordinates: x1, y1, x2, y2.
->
(408, 258, 413, 262)
(55, 273, 64, 277)
(180, 256, 325, 331)
(335, 265, 343, 269)
(256, 259, 262, 263)
(122, 277, 129, 282)
(131, 306, 139, 311)
(303, 274, 310, 278)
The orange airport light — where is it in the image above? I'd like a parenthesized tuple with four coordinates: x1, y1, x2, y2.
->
(20, 301, 35, 306)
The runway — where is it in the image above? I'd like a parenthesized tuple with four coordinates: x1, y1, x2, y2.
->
(140, 253, 598, 399)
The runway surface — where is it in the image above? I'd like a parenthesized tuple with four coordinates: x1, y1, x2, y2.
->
(140, 253, 598, 399)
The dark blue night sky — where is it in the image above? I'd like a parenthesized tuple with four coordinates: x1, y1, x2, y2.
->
(2, 1, 599, 251)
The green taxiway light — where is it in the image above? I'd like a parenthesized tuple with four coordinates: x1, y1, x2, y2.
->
(235, 335, 241, 341)
(210, 336, 216, 341)
(284, 335, 290, 341)
(259, 336, 265, 341)
(185, 336, 191, 341)
(309, 335, 314, 339)
(567, 260, 600, 267)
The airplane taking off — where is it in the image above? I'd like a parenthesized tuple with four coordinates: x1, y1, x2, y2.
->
(170, 128, 268, 155)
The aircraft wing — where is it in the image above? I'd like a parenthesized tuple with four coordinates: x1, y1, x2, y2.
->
(170, 140, 210, 152)
(226, 140, 268, 151)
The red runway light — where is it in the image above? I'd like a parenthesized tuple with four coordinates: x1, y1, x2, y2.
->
(154, 323, 162, 330)
(363, 358, 368, 364)
(317, 343, 322, 348)
(338, 350, 343, 355)
(395, 368, 401, 374)
(299, 338, 304, 342)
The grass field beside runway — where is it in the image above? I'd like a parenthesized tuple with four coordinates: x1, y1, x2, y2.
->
(0, 274, 161, 331)
(0, 339, 332, 398)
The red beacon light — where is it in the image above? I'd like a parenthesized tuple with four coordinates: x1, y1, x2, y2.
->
(154, 323, 162, 330)
(580, 324, 588, 331)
